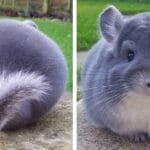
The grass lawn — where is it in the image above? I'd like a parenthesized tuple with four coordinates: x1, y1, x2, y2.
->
(78, 0, 150, 51)
(1, 17, 72, 91)
(34, 19, 72, 91)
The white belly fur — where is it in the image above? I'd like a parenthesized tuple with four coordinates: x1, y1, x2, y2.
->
(116, 92, 150, 135)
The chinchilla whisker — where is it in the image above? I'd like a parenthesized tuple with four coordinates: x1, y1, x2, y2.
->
(81, 83, 128, 92)
(87, 94, 125, 112)
(82, 78, 127, 85)
(84, 90, 127, 106)
(84, 72, 125, 77)
(82, 87, 125, 99)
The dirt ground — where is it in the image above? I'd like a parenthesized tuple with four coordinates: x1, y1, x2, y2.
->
(0, 92, 72, 150)
(77, 51, 87, 91)
(77, 52, 87, 68)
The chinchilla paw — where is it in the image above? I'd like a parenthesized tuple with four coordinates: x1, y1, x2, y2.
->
(129, 133, 148, 142)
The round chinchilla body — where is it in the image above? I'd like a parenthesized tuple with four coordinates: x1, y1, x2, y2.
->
(82, 5, 150, 141)
(0, 19, 67, 130)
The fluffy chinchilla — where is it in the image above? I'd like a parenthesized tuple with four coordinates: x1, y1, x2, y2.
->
(82, 5, 150, 142)
(0, 19, 67, 130)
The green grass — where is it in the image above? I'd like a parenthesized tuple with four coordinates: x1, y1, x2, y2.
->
(78, 0, 150, 51)
(34, 19, 72, 91)
(1, 17, 72, 91)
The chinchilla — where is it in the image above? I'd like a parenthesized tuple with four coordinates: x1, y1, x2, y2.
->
(0, 19, 67, 130)
(82, 5, 150, 142)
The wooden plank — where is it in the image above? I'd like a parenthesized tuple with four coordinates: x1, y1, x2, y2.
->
(52, 0, 68, 6)
(43, 0, 48, 13)
(67, 0, 72, 11)
(0, 0, 3, 5)
(0, 0, 70, 14)
(26, 0, 30, 16)
(12, 0, 15, 8)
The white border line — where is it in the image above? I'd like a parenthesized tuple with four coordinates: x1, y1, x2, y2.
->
(73, 0, 77, 149)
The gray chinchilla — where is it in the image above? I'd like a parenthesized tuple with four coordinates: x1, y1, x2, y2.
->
(82, 5, 150, 142)
(0, 19, 67, 130)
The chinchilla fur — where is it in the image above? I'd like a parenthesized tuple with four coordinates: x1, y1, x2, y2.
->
(0, 19, 67, 130)
(82, 5, 150, 141)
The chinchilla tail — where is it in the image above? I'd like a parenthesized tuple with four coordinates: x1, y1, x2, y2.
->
(0, 71, 50, 130)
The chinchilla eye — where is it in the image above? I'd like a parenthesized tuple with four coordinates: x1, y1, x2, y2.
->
(127, 50, 134, 62)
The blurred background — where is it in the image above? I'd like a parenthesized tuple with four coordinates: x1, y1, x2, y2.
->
(0, 0, 72, 20)
(0, 0, 72, 91)
(77, 0, 150, 100)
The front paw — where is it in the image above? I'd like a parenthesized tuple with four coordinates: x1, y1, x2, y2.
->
(129, 133, 148, 142)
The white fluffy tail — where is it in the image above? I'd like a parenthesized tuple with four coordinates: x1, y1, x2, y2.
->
(0, 71, 51, 130)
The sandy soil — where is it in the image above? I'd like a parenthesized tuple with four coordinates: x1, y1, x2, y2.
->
(77, 52, 87, 68)
(0, 92, 72, 150)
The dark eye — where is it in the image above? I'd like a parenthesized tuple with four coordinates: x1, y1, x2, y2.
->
(127, 50, 134, 62)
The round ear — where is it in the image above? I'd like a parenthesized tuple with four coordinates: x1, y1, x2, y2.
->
(23, 20, 38, 29)
(100, 5, 124, 43)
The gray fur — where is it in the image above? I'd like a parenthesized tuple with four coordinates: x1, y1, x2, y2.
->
(0, 19, 67, 130)
(82, 6, 150, 141)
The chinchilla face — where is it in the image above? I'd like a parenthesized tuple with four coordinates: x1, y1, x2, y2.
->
(101, 6, 150, 96)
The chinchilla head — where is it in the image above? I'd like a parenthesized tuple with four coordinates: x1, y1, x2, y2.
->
(100, 5, 150, 96)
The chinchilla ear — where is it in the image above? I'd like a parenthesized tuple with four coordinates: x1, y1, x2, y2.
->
(100, 5, 124, 43)
(23, 20, 38, 29)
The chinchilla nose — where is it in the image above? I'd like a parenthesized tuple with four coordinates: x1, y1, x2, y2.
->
(146, 82, 150, 88)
